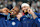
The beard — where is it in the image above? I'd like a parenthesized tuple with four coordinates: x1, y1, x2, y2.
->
(8, 15, 16, 21)
(24, 12, 28, 15)
(23, 11, 28, 15)
(10, 15, 16, 18)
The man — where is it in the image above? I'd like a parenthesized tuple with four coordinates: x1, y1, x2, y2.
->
(20, 3, 40, 27)
(0, 7, 22, 27)
(6, 6, 22, 27)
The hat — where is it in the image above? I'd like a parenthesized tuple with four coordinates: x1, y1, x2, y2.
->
(21, 3, 30, 8)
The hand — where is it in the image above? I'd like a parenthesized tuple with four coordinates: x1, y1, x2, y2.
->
(28, 9, 37, 19)
(28, 9, 34, 15)
(2, 8, 10, 15)
(17, 13, 23, 19)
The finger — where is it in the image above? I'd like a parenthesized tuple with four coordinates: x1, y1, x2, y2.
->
(28, 9, 30, 12)
(6, 9, 10, 12)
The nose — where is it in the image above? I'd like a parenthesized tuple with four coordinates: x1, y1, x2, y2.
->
(11, 12, 14, 14)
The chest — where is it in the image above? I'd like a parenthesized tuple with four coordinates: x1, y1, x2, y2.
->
(7, 20, 19, 27)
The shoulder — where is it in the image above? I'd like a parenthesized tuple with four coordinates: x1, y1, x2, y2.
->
(34, 12, 40, 17)
(20, 15, 28, 22)
(34, 12, 38, 15)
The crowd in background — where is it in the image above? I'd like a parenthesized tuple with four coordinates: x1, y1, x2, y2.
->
(0, 0, 40, 13)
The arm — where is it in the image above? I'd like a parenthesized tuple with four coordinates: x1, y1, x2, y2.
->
(0, 8, 10, 15)
(34, 17, 40, 27)
(31, 12, 37, 19)
(28, 9, 38, 19)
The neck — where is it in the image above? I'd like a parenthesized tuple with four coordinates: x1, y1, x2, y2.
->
(16, 15, 20, 21)
(17, 17, 20, 21)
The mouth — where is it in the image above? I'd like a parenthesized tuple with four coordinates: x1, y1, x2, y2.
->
(11, 12, 14, 15)
(24, 12, 28, 15)
(23, 9, 28, 15)
(23, 9, 28, 13)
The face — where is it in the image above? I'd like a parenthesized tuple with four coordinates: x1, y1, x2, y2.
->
(17, 13, 23, 19)
(11, 7, 19, 15)
(22, 6, 30, 13)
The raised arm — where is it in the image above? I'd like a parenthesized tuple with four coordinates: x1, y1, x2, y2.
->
(0, 8, 10, 15)
(28, 9, 37, 19)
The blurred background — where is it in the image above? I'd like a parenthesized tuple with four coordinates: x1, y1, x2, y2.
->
(0, 0, 40, 13)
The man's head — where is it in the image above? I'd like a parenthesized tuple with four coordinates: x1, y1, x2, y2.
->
(21, 3, 30, 15)
(21, 3, 30, 12)
(11, 6, 19, 16)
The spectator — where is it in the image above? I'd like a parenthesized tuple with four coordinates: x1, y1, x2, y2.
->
(37, 0, 40, 7)
(0, 0, 4, 9)
(36, 0, 40, 13)
(3, 1, 8, 7)
(0, 0, 2, 4)
(35, 0, 40, 13)
(17, 1, 22, 9)
(31, 1, 37, 12)
(7, 1, 13, 10)
(12, 0, 16, 8)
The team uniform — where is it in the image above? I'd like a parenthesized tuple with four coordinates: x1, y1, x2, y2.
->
(35, 12, 40, 18)
(0, 13, 22, 27)
(6, 17, 22, 27)
(33, 12, 40, 27)
(34, 17, 40, 27)
(20, 13, 34, 27)
(20, 12, 40, 27)
(0, 13, 7, 27)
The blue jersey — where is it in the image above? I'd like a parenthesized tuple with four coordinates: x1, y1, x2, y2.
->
(20, 12, 40, 27)
(37, 13, 40, 18)
(35, 12, 40, 18)
(33, 12, 40, 27)
(6, 17, 22, 27)
(34, 17, 40, 27)
(20, 15, 34, 27)
(0, 13, 7, 27)
(31, 12, 40, 27)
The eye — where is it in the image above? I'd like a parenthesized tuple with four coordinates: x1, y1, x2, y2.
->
(13, 9, 14, 10)
(15, 10, 17, 12)
(15, 10, 16, 11)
